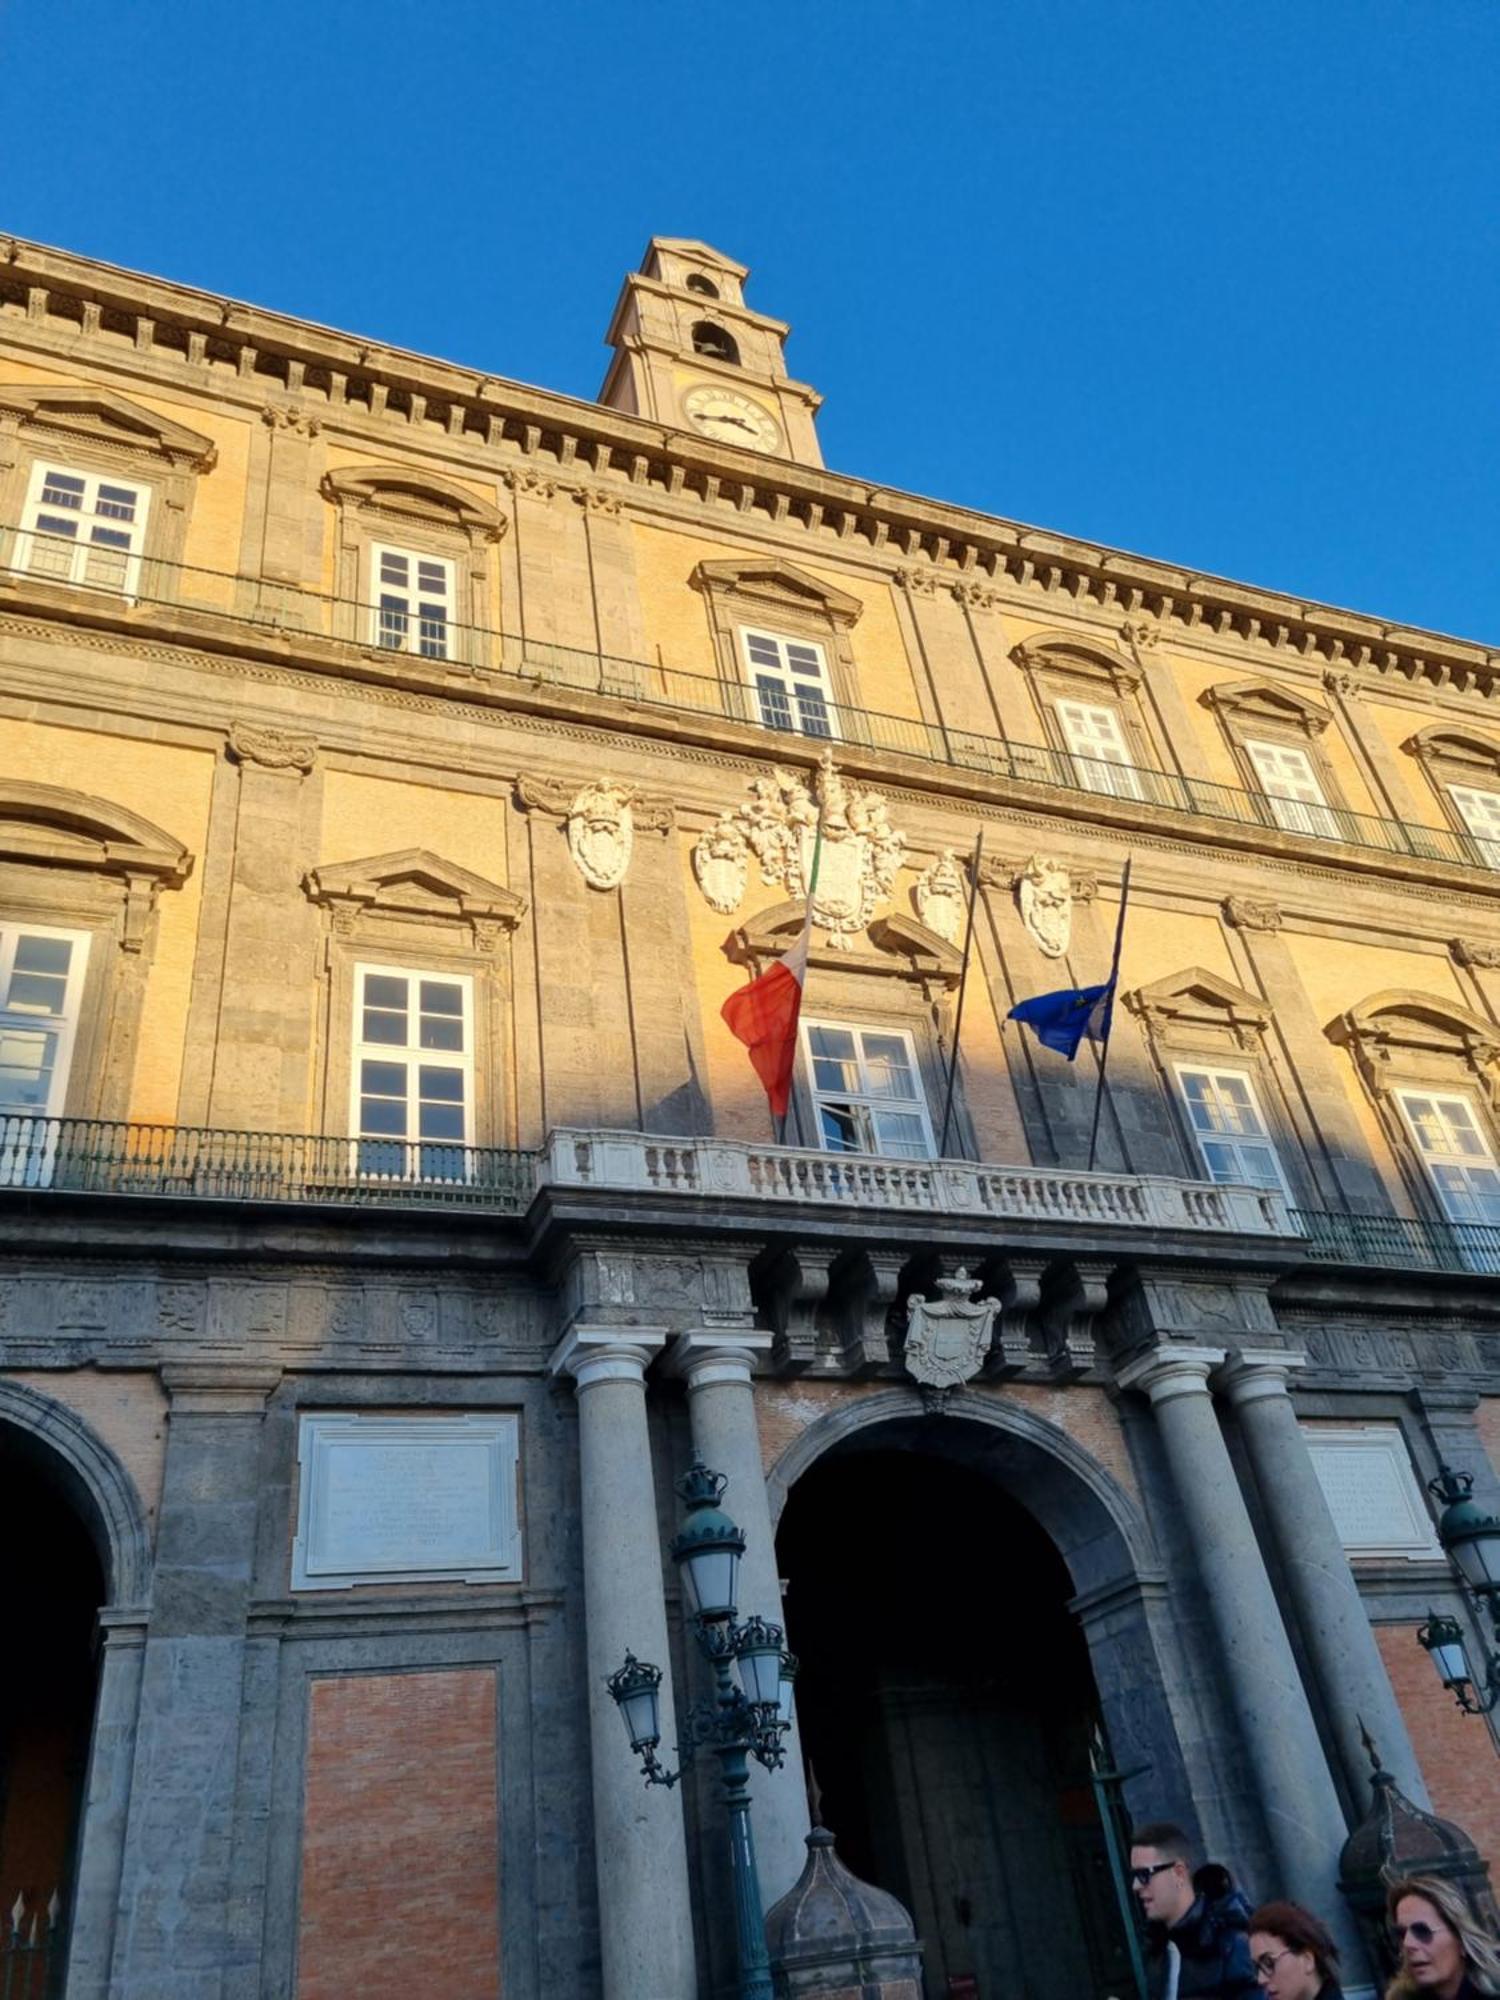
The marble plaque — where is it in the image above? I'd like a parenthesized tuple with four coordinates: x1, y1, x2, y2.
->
(293, 1413, 522, 1589)
(1300, 1423, 1441, 1560)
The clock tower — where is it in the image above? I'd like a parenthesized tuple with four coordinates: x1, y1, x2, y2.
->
(598, 237, 824, 467)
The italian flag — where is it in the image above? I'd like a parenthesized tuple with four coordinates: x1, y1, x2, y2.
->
(722, 826, 821, 1122)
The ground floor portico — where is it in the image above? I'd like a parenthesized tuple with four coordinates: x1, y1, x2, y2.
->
(0, 1173, 1497, 1999)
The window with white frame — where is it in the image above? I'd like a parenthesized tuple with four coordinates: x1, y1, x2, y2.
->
(1395, 1090, 1500, 1230)
(350, 965, 473, 1180)
(1244, 739, 1341, 840)
(0, 924, 90, 1122)
(1055, 700, 1146, 802)
(370, 545, 455, 661)
(1446, 786, 1500, 870)
(739, 629, 836, 739)
(17, 463, 149, 596)
(1174, 1065, 1290, 1195)
(803, 1020, 934, 1159)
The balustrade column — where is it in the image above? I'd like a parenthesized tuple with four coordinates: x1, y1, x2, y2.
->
(1220, 1352, 1430, 1807)
(1118, 1345, 1370, 1986)
(550, 1327, 696, 2000)
(667, 1331, 810, 1906)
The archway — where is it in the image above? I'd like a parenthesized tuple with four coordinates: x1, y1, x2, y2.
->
(776, 1406, 1159, 2000)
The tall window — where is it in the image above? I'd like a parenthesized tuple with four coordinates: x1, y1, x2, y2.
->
(1244, 740, 1340, 840)
(350, 965, 473, 1180)
(1056, 701, 1145, 802)
(1175, 1065, 1289, 1194)
(370, 545, 454, 660)
(17, 463, 148, 597)
(1446, 786, 1500, 869)
(0, 926, 90, 1187)
(739, 629, 836, 739)
(803, 1020, 934, 1159)
(1395, 1090, 1500, 1230)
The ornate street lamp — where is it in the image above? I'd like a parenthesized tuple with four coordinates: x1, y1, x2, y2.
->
(1416, 1467, 1500, 1715)
(607, 1457, 797, 2000)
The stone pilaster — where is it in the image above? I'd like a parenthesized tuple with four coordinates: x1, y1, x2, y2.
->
(108, 1364, 279, 2000)
(666, 1331, 810, 1906)
(1117, 1345, 1370, 1984)
(1219, 1351, 1429, 1807)
(506, 471, 599, 657)
(575, 489, 649, 665)
(1068, 883, 1187, 1176)
(549, 1328, 696, 2000)
(65, 1614, 147, 2000)
(619, 813, 708, 1136)
(1321, 671, 1430, 826)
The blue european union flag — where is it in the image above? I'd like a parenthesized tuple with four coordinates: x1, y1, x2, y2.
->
(1007, 979, 1114, 1061)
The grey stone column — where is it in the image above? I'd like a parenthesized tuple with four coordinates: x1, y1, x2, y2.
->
(666, 1331, 811, 1906)
(1118, 1345, 1370, 1983)
(550, 1328, 696, 2000)
(64, 1616, 146, 2000)
(1219, 1352, 1430, 1808)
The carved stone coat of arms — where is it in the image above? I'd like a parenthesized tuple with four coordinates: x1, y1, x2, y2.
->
(902, 1269, 1000, 1390)
(691, 749, 904, 948)
(1018, 852, 1072, 958)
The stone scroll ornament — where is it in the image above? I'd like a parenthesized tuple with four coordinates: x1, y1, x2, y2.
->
(902, 1269, 1000, 1394)
(566, 780, 635, 890)
(690, 749, 904, 948)
(1017, 853, 1072, 958)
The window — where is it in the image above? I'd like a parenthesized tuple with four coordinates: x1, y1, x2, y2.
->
(0, 925, 90, 1186)
(1447, 786, 1500, 869)
(1244, 740, 1340, 840)
(17, 463, 148, 596)
(1175, 1066, 1289, 1195)
(370, 544, 454, 660)
(803, 1020, 934, 1160)
(740, 628, 836, 738)
(1056, 701, 1146, 802)
(1395, 1090, 1500, 1230)
(350, 965, 473, 1180)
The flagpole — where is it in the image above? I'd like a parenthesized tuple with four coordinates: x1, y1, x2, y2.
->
(1085, 857, 1132, 1173)
(937, 830, 984, 1159)
(775, 801, 824, 1148)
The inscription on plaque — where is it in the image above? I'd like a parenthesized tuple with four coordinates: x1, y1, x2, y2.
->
(293, 1413, 522, 1589)
(1301, 1423, 1441, 1559)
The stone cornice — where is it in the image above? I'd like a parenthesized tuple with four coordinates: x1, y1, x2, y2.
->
(4, 234, 1499, 702)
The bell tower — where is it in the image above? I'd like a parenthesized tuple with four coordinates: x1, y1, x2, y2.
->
(598, 237, 824, 467)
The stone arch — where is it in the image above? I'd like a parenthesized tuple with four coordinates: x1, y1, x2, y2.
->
(0, 1378, 151, 1606)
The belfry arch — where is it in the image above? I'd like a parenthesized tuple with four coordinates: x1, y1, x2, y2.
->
(770, 1389, 1193, 2000)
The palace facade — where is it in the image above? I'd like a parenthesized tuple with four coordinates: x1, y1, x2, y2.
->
(1, 231, 1498, 2000)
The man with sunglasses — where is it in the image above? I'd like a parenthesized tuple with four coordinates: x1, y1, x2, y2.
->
(1129, 1821, 1260, 1999)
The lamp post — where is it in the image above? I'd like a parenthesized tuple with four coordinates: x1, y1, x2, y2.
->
(606, 1457, 797, 2000)
(1416, 1466, 1500, 1715)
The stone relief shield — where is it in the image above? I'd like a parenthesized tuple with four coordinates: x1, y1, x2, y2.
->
(1017, 853, 1071, 957)
(914, 850, 967, 944)
(902, 1268, 1000, 1390)
(567, 780, 635, 890)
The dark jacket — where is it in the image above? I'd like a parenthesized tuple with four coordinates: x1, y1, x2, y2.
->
(1145, 1864, 1259, 2000)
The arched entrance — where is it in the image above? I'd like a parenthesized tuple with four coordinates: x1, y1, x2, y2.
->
(775, 1403, 1163, 2000)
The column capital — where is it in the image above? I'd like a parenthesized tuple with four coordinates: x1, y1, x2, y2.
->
(1216, 1348, 1308, 1407)
(1116, 1343, 1225, 1404)
(160, 1362, 281, 1414)
(549, 1325, 669, 1390)
(663, 1328, 773, 1389)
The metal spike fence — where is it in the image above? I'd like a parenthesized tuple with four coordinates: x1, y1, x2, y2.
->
(1, 1890, 64, 2000)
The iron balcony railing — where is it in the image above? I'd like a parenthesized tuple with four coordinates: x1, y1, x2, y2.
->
(0, 1115, 535, 1212)
(1, 540, 1491, 877)
(1292, 1207, 1500, 1275)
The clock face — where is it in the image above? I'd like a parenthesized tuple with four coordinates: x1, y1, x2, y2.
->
(682, 384, 783, 453)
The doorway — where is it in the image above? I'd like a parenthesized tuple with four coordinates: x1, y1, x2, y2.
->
(777, 1436, 1136, 2000)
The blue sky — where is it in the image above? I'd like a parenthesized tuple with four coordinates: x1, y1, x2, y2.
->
(2, 0, 1496, 640)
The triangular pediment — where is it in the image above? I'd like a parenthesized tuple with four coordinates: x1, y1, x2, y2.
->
(1201, 679, 1330, 736)
(0, 383, 216, 470)
(305, 849, 526, 926)
(731, 899, 961, 984)
(692, 558, 863, 627)
(1125, 966, 1272, 1037)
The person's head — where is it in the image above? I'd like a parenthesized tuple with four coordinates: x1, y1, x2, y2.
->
(1386, 1875, 1500, 1999)
(1247, 1901, 1340, 2000)
(1129, 1821, 1197, 1927)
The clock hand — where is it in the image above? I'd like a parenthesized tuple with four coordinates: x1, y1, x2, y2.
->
(711, 413, 755, 431)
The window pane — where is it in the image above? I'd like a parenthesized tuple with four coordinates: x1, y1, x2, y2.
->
(14, 936, 74, 977)
(872, 1110, 927, 1157)
(40, 472, 84, 508)
(420, 981, 462, 1015)
(745, 633, 782, 668)
(794, 687, 832, 737)
(418, 1066, 464, 1103)
(95, 484, 138, 520)
(418, 1102, 465, 1140)
(0, 1026, 57, 1110)
(359, 1059, 407, 1099)
(860, 1034, 915, 1099)
(364, 975, 408, 1010)
(786, 642, 822, 672)
(35, 513, 81, 540)
(379, 551, 409, 584)
(755, 676, 794, 732)
(818, 1102, 864, 1153)
(377, 597, 409, 647)
(419, 1014, 463, 1051)
(362, 1008, 406, 1045)
(88, 525, 132, 550)
(417, 561, 447, 590)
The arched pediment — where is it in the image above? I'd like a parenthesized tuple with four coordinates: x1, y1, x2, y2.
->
(1009, 631, 1142, 693)
(1329, 989, 1500, 1064)
(1124, 967, 1272, 1049)
(0, 779, 190, 885)
(1405, 725, 1500, 777)
(305, 848, 526, 929)
(692, 557, 863, 627)
(730, 899, 961, 985)
(0, 381, 216, 471)
(1201, 678, 1331, 737)
(320, 463, 507, 541)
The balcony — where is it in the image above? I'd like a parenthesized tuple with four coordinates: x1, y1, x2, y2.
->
(2, 541, 1491, 880)
(1292, 1207, 1500, 1276)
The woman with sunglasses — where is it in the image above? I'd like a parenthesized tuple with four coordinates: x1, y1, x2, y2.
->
(1246, 1901, 1343, 1999)
(1384, 1876, 1500, 1999)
